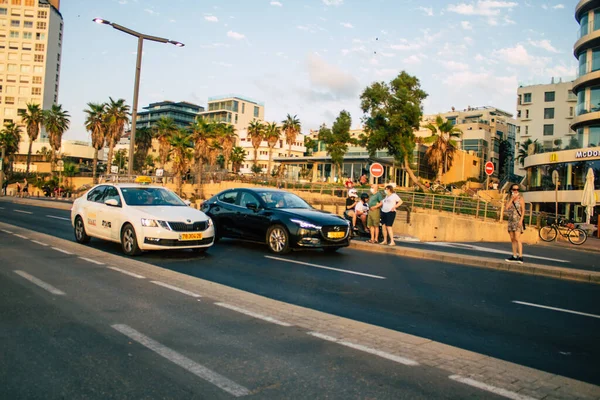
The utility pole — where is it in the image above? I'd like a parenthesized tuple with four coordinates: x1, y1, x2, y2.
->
(0, 146, 5, 196)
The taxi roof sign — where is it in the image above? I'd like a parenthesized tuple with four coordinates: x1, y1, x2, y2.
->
(135, 176, 152, 184)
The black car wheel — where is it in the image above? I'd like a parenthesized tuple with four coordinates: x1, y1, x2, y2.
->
(121, 224, 142, 256)
(74, 216, 91, 244)
(267, 225, 290, 254)
(323, 247, 342, 253)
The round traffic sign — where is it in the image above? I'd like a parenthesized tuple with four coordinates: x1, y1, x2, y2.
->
(370, 163, 384, 178)
(484, 161, 495, 176)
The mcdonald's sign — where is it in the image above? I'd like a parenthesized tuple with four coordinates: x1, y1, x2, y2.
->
(549, 153, 558, 162)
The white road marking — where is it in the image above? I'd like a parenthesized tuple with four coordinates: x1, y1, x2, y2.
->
(265, 256, 386, 280)
(422, 242, 569, 263)
(31, 240, 49, 247)
(150, 281, 202, 298)
(79, 257, 105, 265)
(512, 300, 600, 320)
(46, 215, 70, 221)
(107, 266, 145, 279)
(449, 375, 537, 400)
(1, 229, 14, 234)
(111, 324, 250, 397)
(13, 234, 28, 239)
(0, 206, 5, 209)
(51, 247, 73, 255)
(14, 270, 65, 296)
(307, 332, 419, 366)
(215, 303, 292, 327)
(14, 210, 33, 215)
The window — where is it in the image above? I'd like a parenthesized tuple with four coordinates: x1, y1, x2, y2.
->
(570, 107, 574, 117)
(7, 52, 16, 60)
(21, 53, 31, 61)
(19, 65, 29, 73)
(35, 43, 44, 51)
(23, 32, 31, 40)
(544, 108, 555, 119)
(544, 91, 555, 102)
(0, 8, 6, 15)
(9, 30, 18, 38)
(32, 76, 41, 84)
(36, 22, 46, 30)
(242, 103, 245, 113)
(235, 114, 238, 124)
(5, 85, 14, 94)
(10, 20, 19, 27)
(24, 0, 34, 5)
(518, 94, 522, 105)
(37, 10, 47, 19)
(18, 86, 26, 95)
(239, 192, 260, 208)
(9, 41, 18, 49)
(0, 85, 2, 93)
(33, 65, 42, 73)
(590, 126, 600, 147)
(23, 21, 32, 28)
(21, 44, 31, 50)
(7, 64, 16, 72)
(34, 54, 43, 62)
(543, 124, 554, 136)
(525, 109, 529, 118)
(103, 187, 122, 206)
(580, 12, 589, 38)
(517, 110, 521, 118)
(5, 96, 14, 104)
(87, 186, 107, 203)
(6, 75, 16, 82)
(19, 77, 28, 84)
(35, 33, 45, 41)
(254, 106, 259, 118)
(4, 107, 14, 116)
(525, 126, 529, 135)
(523, 93, 532, 103)
(0, 41, 4, 49)
(11, 0, 21, 5)
(217, 190, 238, 205)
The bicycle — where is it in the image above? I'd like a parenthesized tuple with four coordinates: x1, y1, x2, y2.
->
(539, 218, 588, 245)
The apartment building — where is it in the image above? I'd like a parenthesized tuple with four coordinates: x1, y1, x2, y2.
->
(198, 94, 265, 141)
(0, 0, 63, 138)
(135, 100, 205, 130)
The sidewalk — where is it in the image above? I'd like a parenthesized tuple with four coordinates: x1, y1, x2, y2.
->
(537, 235, 600, 254)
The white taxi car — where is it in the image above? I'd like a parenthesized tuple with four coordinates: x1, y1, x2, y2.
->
(71, 181, 214, 256)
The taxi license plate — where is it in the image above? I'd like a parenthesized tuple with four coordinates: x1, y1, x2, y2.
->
(180, 233, 203, 241)
(327, 231, 345, 239)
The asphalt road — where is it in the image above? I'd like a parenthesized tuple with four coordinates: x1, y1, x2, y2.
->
(1, 202, 600, 387)
(0, 236, 500, 399)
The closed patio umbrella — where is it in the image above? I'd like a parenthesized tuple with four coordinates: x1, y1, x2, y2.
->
(581, 168, 596, 224)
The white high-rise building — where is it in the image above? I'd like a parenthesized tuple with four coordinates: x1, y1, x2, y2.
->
(0, 0, 63, 138)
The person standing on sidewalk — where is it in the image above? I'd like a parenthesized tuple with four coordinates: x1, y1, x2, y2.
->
(366, 184, 384, 243)
(505, 184, 525, 264)
(380, 185, 402, 246)
(22, 178, 29, 198)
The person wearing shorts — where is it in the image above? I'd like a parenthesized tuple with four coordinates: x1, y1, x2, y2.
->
(380, 185, 402, 246)
(345, 189, 359, 230)
(366, 184, 384, 243)
(22, 178, 29, 198)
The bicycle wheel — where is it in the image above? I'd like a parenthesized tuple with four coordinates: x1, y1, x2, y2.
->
(567, 228, 587, 245)
(539, 226, 557, 242)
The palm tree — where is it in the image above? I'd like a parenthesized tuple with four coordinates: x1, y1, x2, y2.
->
(83, 102, 107, 183)
(134, 126, 153, 173)
(281, 114, 301, 157)
(423, 115, 462, 183)
(189, 117, 214, 198)
(218, 123, 237, 171)
(264, 122, 281, 175)
(154, 117, 177, 168)
(43, 104, 70, 174)
(36, 146, 52, 162)
(517, 139, 542, 166)
(0, 122, 22, 173)
(230, 146, 246, 174)
(18, 103, 43, 174)
(169, 128, 193, 196)
(207, 141, 222, 168)
(247, 119, 264, 170)
(104, 98, 130, 170)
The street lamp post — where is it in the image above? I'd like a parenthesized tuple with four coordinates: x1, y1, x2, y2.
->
(92, 18, 184, 177)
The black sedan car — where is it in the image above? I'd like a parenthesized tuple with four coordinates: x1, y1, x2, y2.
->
(201, 188, 350, 254)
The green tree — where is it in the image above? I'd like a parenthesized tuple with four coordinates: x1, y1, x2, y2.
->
(104, 98, 130, 170)
(43, 104, 71, 174)
(423, 115, 462, 183)
(189, 117, 214, 197)
(251, 164, 263, 175)
(247, 119, 264, 170)
(36, 146, 52, 162)
(565, 136, 581, 150)
(498, 139, 513, 182)
(134, 126, 153, 173)
(218, 123, 237, 171)
(113, 148, 128, 172)
(318, 110, 353, 180)
(517, 138, 542, 166)
(18, 103, 43, 174)
(230, 146, 246, 174)
(282, 114, 301, 157)
(169, 128, 193, 196)
(83, 102, 107, 183)
(62, 161, 78, 188)
(264, 122, 281, 175)
(359, 71, 428, 189)
(0, 122, 21, 174)
(304, 135, 318, 155)
(154, 117, 177, 168)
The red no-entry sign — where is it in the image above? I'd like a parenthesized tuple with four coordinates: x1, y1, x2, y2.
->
(370, 163, 384, 178)
(485, 161, 495, 176)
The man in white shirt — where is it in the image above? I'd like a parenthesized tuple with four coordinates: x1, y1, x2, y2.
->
(354, 192, 370, 232)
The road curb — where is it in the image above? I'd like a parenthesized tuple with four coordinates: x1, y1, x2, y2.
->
(0, 196, 72, 210)
(349, 240, 600, 285)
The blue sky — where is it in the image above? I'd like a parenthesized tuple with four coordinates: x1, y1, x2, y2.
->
(60, 0, 577, 141)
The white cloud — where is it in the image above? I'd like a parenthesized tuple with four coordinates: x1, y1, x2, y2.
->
(270, 1, 283, 6)
(213, 61, 233, 68)
(227, 31, 245, 40)
(199, 42, 229, 49)
(340, 22, 354, 28)
(418, 6, 434, 16)
(441, 61, 470, 71)
(204, 15, 219, 22)
(307, 54, 359, 100)
(441, 70, 518, 95)
(464, 36, 474, 45)
(403, 54, 427, 65)
(528, 39, 560, 53)
(553, 4, 564, 9)
(438, 42, 468, 57)
(493, 44, 550, 67)
(544, 63, 576, 77)
(341, 45, 367, 55)
(375, 68, 398, 77)
(390, 30, 443, 51)
(461, 21, 473, 30)
(448, 1, 517, 16)
(322, 0, 343, 5)
(144, 8, 159, 15)
(169, 19, 176, 23)
(118, 0, 127, 4)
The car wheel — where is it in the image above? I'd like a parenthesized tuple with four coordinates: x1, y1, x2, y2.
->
(323, 247, 341, 253)
(267, 225, 290, 254)
(74, 216, 91, 244)
(121, 224, 142, 256)
(191, 248, 207, 254)
(213, 223, 222, 243)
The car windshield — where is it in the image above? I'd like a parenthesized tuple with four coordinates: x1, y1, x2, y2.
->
(121, 187, 186, 206)
(257, 191, 312, 209)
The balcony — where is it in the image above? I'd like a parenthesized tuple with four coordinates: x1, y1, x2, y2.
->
(573, 69, 600, 93)
(576, 0, 600, 23)
(571, 101, 600, 129)
(574, 20, 600, 57)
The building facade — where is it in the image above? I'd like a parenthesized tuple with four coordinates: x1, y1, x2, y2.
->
(0, 0, 63, 137)
(238, 127, 305, 175)
(135, 101, 205, 130)
(198, 95, 265, 139)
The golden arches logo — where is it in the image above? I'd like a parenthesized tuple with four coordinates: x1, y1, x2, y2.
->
(550, 153, 558, 162)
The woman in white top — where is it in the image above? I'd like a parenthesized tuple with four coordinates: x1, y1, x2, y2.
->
(379, 185, 402, 246)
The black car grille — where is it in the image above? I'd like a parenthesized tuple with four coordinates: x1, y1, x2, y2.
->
(168, 221, 208, 232)
(145, 237, 213, 247)
(320, 225, 349, 241)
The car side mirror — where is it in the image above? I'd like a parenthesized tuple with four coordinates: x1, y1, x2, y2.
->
(246, 202, 259, 211)
(184, 200, 192, 206)
(105, 199, 120, 207)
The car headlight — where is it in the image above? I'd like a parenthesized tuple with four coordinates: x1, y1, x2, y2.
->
(207, 218, 213, 227)
(141, 218, 158, 227)
(290, 219, 321, 230)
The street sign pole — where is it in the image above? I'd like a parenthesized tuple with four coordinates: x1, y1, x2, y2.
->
(552, 170, 559, 227)
(0, 146, 5, 197)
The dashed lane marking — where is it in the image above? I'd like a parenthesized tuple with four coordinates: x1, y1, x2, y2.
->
(107, 266, 145, 279)
(215, 303, 292, 327)
(150, 281, 202, 298)
(14, 210, 33, 215)
(112, 324, 250, 397)
(13, 234, 28, 239)
(14, 270, 66, 296)
(513, 300, 600, 320)
(449, 375, 537, 400)
(307, 332, 419, 366)
(79, 257, 105, 265)
(46, 215, 70, 221)
(51, 247, 74, 255)
(265, 256, 386, 280)
(30, 240, 49, 247)
(1, 229, 14, 234)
